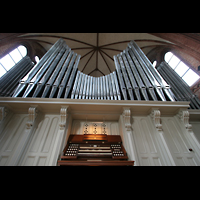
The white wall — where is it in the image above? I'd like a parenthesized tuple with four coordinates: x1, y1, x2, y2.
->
(0, 111, 66, 166)
(1, 98, 200, 166)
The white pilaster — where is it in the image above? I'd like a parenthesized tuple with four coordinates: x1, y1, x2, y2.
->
(8, 106, 39, 166)
(121, 107, 138, 166)
(150, 108, 176, 166)
(0, 106, 8, 122)
(49, 106, 69, 166)
(177, 109, 200, 153)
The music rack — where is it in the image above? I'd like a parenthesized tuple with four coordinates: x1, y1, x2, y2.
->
(57, 134, 134, 166)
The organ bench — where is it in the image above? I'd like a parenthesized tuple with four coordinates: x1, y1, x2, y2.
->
(57, 134, 134, 166)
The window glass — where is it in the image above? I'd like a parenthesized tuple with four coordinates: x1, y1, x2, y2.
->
(0, 45, 27, 78)
(182, 69, 200, 86)
(164, 52, 173, 63)
(9, 48, 23, 63)
(0, 54, 15, 70)
(168, 55, 180, 69)
(164, 51, 200, 86)
(0, 65, 7, 77)
(174, 62, 189, 77)
(18, 45, 27, 57)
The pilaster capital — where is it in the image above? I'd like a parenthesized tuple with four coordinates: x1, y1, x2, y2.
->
(26, 106, 38, 129)
(178, 109, 192, 131)
(122, 107, 131, 131)
(59, 106, 68, 130)
(151, 108, 162, 131)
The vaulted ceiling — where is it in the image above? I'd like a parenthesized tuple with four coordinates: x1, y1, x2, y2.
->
(0, 33, 173, 77)
(1, 33, 200, 77)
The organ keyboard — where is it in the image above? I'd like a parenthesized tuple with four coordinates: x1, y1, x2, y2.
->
(57, 134, 134, 166)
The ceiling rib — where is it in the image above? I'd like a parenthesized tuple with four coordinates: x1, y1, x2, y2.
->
(19, 34, 95, 47)
(80, 49, 94, 60)
(99, 50, 112, 73)
(81, 50, 96, 72)
(100, 50, 114, 61)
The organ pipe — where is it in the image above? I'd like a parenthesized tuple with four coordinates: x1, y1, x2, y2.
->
(157, 61, 200, 109)
(10, 38, 198, 109)
(0, 56, 34, 97)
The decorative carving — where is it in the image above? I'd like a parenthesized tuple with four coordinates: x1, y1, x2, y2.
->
(26, 106, 38, 129)
(151, 109, 162, 131)
(84, 123, 89, 134)
(102, 123, 107, 134)
(0, 107, 8, 122)
(59, 106, 68, 130)
(93, 123, 98, 134)
(122, 107, 131, 131)
(178, 109, 192, 131)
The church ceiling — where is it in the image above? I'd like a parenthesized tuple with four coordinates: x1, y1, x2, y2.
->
(15, 33, 173, 77)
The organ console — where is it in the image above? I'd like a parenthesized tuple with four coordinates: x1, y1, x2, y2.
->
(57, 134, 135, 166)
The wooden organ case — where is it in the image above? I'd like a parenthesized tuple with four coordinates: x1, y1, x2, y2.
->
(57, 134, 134, 166)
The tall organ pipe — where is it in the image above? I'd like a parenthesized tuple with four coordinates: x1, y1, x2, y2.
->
(12, 38, 64, 97)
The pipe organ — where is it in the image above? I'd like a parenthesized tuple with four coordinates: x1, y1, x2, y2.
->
(2, 37, 200, 166)
(11, 38, 200, 109)
(0, 56, 34, 97)
(157, 61, 200, 109)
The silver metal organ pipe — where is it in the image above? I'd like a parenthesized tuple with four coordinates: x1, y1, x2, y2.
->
(124, 49, 149, 100)
(110, 73, 117, 100)
(22, 42, 64, 98)
(105, 75, 110, 100)
(32, 45, 67, 97)
(89, 76, 93, 99)
(118, 54, 134, 100)
(127, 47, 157, 100)
(71, 71, 80, 99)
(131, 41, 168, 87)
(128, 42, 167, 101)
(130, 41, 175, 102)
(121, 51, 141, 100)
(113, 55, 127, 100)
(102, 76, 107, 100)
(100, 77, 104, 100)
(51, 48, 71, 86)
(158, 64, 197, 109)
(75, 72, 83, 99)
(79, 73, 85, 99)
(0, 56, 34, 97)
(12, 39, 64, 97)
(108, 74, 114, 100)
(85, 75, 90, 99)
(10, 38, 197, 106)
(91, 76, 95, 99)
(83, 74, 88, 99)
(95, 77, 98, 99)
(157, 66, 185, 101)
(158, 62, 200, 109)
(113, 71, 121, 100)
(64, 54, 81, 99)
(97, 77, 100, 100)
(56, 52, 77, 98)
(44, 49, 73, 98)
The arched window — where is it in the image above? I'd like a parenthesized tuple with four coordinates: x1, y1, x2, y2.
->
(0, 45, 27, 78)
(164, 52, 200, 86)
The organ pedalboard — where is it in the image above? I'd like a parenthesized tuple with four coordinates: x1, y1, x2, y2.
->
(57, 134, 134, 166)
